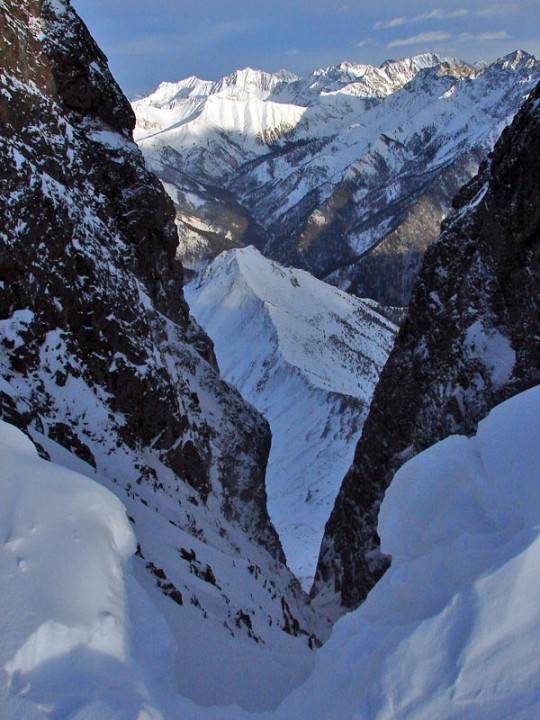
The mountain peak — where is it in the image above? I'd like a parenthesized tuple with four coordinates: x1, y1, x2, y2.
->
(214, 66, 295, 96)
(496, 48, 535, 70)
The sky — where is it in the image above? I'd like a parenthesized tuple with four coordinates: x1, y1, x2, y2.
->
(71, 0, 540, 98)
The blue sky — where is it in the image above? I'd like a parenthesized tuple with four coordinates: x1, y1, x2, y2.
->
(71, 1, 540, 98)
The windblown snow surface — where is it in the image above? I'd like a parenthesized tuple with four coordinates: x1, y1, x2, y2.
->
(1, 385, 538, 719)
(185, 246, 396, 587)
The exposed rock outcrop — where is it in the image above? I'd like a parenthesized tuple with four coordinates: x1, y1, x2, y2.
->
(312, 80, 540, 613)
(0, 0, 280, 559)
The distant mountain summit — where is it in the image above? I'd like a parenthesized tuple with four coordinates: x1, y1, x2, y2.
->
(133, 51, 540, 304)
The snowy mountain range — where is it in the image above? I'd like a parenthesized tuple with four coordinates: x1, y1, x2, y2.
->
(1, 1, 540, 718)
(185, 246, 396, 587)
(134, 50, 540, 304)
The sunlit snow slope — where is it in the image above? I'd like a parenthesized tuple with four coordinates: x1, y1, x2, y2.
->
(134, 52, 540, 304)
(0, 421, 155, 718)
(185, 246, 396, 586)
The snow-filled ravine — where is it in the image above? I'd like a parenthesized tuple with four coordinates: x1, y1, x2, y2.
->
(185, 246, 397, 587)
(1, 385, 539, 719)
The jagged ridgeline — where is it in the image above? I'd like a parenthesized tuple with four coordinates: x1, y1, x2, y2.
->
(312, 80, 540, 614)
(0, 0, 286, 559)
(133, 52, 540, 305)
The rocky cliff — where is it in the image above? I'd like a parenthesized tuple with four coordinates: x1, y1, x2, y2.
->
(0, 0, 303, 592)
(311, 80, 540, 614)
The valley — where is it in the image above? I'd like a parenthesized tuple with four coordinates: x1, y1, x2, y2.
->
(0, 1, 539, 718)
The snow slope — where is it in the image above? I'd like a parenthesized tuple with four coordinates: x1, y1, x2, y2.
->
(0, 420, 157, 718)
(6, 385, 536, 719)
(264, 385, 540, 720)
(185, 247, 396, 586)
(0, 421, 326, 719)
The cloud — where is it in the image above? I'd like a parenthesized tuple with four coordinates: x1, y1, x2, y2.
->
(458, 31, 512, 43)
(375, 8, 468, 31)
(387, 31, 453, 49)
(414, 9, 468, 22)
(354, 38, 374, 48)
(374, 17, 407, 30)
(475, 4, 517, 18)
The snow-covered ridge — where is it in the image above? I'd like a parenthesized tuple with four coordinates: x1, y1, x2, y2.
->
(185, 247, 396, 586)
(135, 53, 462, 110)
(132, 52, 467, 145)
(133, 49, 540, 305)
(189, 246, 395, 397)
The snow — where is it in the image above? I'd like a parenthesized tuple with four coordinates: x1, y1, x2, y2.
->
(0, 420, 319, 719)
(1, 376, 538, 719)
(465, 320, 516, 386)
(185, 247, 396, 586)
(267, 385, 540, 720)
(0, 420, 157, 719)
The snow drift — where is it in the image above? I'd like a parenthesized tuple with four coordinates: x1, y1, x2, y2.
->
(1, 385, 539, 719)
(270, 385, 540, 720)
(0, 421, 151, 718)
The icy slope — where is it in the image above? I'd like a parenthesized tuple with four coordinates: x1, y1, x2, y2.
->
(185, 247, 396, 586)
(134, 51, 540, 304)
(269, 386, 540, 720)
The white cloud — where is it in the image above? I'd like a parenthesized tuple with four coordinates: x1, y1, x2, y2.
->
(387, 31, 453, 49)
(374, 17, 407, 30)
(475, 4, 517, 18)
(458, 31, 512, 43)
(375, 8, 468, 31)
(416, 9, 468, 22)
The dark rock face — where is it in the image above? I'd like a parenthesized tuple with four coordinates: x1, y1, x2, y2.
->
(312, 81, 540, 613)
(0, 0, 281, 559)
